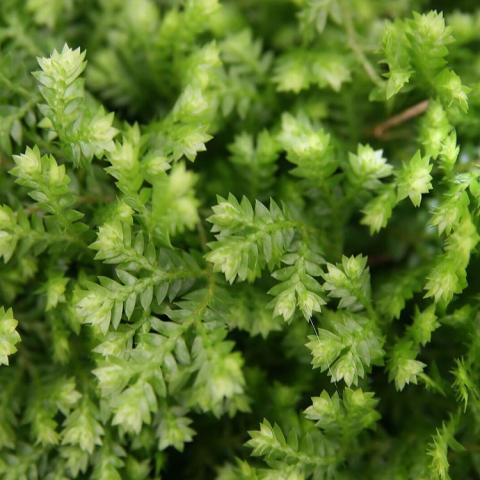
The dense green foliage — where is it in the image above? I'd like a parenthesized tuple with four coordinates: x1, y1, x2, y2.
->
(2, 0, 480, 478)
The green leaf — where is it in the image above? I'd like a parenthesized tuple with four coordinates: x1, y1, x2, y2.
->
(157, 407, 195, 452)
(0, 307, 20, 365)
(304, 388, 380, 437)
(34, 44, 117, 164)
(269, 240, 325, 322)
(278, 113, 337, 181)
(396, 151, 432, 207)
(322, 255, 371, 311)
(347, 144, 393, 190)
(306, 310, 384, 386)
(206, 194, 294, 282)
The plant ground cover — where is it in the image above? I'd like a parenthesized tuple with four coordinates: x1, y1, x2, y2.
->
(1, 0, 480, 479)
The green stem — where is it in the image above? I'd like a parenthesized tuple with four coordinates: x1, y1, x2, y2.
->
(0, 71, 35, 98)
(341, 1, 382, 86)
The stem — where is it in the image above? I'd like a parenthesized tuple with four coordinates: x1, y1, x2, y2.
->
(341, 1, 382, 86)
(372, 100, 429, 139)
(0, 71, 35, 98)
(196, 218, 208, 252)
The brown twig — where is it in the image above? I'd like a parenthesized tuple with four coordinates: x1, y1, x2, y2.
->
(367, 253, 395, 268)
(372, 100, 429, 139)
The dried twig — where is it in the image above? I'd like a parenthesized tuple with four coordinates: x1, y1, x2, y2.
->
(372, 100, 429, 139)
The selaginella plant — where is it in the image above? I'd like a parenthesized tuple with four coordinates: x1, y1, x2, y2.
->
(2, 0, 480, 478)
